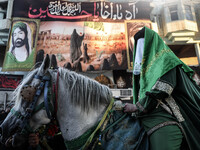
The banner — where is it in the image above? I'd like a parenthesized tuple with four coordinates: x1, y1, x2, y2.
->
(6, 0, 152, 72)
(3, 18, 40, 71)
(0, 74, 23, 90)
(13, 0, 152, 21)
(37, 21, 129, 71)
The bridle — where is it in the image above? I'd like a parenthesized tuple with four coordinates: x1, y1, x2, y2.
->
(10, 73, 55, 135)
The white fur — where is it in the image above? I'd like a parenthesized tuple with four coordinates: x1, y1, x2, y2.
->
(50, 68, 112, 140)
(13, 67, 113, 141)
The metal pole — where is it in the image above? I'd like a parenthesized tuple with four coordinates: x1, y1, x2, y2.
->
(3, 92, 7, 111)
(194, 43, 200, 66)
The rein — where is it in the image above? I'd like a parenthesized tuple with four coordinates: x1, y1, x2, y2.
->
(64, 98, 115, 150)
(65, 98, 127, 150)
(81, 98, 115, 150)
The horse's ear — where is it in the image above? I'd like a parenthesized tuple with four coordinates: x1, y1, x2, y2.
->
(49, 54, 58, 69)
(38, 54, 50, 73)
(43, 54, 50, 70)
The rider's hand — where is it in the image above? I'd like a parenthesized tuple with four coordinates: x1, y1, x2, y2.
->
(123, 103, 138, 113)
(28, 133, 39, 147)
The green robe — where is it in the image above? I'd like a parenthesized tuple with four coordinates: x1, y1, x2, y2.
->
(3, 50, 36, 71)
(132, 27, 200, 150)
(137, 67, 200, 150)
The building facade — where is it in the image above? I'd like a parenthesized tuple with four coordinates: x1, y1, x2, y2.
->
(151, 0, 200, 67)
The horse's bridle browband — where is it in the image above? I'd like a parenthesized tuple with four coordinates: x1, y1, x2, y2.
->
(11, 74, 54, 134)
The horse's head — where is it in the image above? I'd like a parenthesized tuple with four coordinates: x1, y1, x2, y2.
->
(0, 54, 53, 147)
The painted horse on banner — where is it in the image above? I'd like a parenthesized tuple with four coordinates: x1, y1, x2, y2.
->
(0, 55, 149, 150)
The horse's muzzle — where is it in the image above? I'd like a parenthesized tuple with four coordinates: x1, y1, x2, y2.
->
(0, 124, 20, 146)
(0, 126, 2, 135)
(0, 126, 26, 147)
(12, 133, 27, 147)
(0, 126, 3, 144)
(0, 125, 7, 144)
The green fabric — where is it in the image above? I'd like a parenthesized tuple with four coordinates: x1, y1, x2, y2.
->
(149, 125, 183, 150)
(137, 67, 200, 150)
(65, 98, 114, 150)
(81, 98, 115, 150)
(132, 27, 200, 150)
(64, 124, 98, 150)
(2, 49, 35, 71)
(173, 67, 200, 150)
(11, 22, 27, 34)
(132, 27, 193, 103)
(137, 68, 183, 150)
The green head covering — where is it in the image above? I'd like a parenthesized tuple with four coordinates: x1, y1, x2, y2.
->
(133, 27, 193, 103)
(11, 22, 27, 35)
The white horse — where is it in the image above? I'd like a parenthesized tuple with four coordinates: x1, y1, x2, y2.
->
(0, 55, 148, 149)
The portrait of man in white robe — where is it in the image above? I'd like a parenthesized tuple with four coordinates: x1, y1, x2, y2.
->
(2, 18, 40, 71)
(9, 21, 32, 62)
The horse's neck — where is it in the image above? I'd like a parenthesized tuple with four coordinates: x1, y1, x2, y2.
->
(53, 71, 107, 141)
(57, 99, 106, 141)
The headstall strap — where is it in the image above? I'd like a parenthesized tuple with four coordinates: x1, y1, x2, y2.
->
(44, 76, 52, 119)
(20, 75, 51, 133)
(55, 71, 59, 115)
(20, 86, 37, 102)
(34, 75, 43, 80)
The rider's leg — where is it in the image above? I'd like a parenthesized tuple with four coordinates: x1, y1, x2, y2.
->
(149, 125, 183, 150)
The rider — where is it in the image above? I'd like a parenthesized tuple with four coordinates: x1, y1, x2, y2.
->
(124, 27, 200, 150)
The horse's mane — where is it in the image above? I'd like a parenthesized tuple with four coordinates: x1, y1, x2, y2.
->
(12, 67, 113, 111)
(58, 68, 113, 111)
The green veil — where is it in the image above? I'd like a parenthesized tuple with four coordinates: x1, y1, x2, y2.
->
(133, 27, 193, 103)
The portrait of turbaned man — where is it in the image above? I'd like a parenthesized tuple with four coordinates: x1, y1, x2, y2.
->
(2, 17, 40, 71)
(10, 21, 32, 62)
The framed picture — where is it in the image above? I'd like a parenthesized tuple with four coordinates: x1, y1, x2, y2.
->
(0, 74, 23, 91)
(2, 17, 40, 71)
(124, 20, 152, 70)
(37, 21, 127, 71)
(113, 70, 132, 89)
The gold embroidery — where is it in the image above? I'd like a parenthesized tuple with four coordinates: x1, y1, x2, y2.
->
(166, 96, 185, 122)
(152, 80, 173, 95)
(141, 49, 171, 75)
(147, 121, 183, 136)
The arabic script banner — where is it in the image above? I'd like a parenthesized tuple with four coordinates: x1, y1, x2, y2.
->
(13, 0, 151, 21)
(10, 0, 152, 72)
